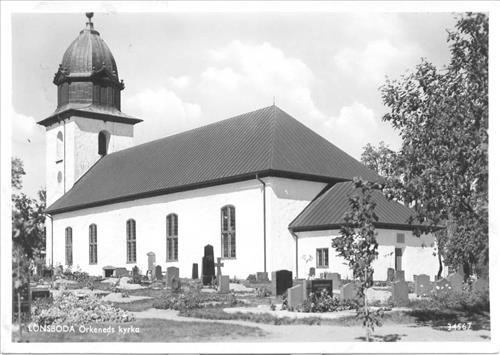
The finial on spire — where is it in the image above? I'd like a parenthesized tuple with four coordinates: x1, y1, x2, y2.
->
(85, 12, 94, 29)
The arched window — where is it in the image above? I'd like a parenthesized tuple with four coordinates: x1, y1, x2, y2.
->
(65, 227, 73, 266)
(166, 214, 178, 262)
(221, 205, 236, 258)
(56, 131, 64, 161)
(98, 131, 109, 156)
(126, 219, 136, 263)
(89, 224, 98, 264)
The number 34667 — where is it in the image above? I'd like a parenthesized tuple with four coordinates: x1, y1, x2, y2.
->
(447, 322, 472, 331)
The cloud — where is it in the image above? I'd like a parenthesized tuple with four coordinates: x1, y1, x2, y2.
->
(124, 88, 202, 144)
(11, 110, 45, 145)
(334, 39, 421, 84)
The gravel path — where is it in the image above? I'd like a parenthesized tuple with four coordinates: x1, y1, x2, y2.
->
(132, 308, 490, 342)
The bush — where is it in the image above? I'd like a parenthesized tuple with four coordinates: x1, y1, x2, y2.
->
(256, 287, 271, 298)
(287, 289, 359, 313)
(413, 287, 489, 313)
(31, 292, 135, 326)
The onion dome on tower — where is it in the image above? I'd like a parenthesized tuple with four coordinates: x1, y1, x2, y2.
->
(38, 12, 142, 126)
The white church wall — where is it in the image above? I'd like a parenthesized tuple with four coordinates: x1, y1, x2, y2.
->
(265, 177, 327, 276)
(73, 117, 134, 182)
(50, 179, 265, 278)
(45, 116, 134, 206)
(296, 229, 444, 280)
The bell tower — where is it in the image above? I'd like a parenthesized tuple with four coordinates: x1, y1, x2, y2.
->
(38, 13, 142, 206)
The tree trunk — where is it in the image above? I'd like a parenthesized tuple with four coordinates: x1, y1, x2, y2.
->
(437, 250, 443, 280)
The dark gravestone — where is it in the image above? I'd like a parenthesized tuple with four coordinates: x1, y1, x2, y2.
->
(31, 286, 50, 301)
(192, 263, 199, 279)
(414, 274, 431, 297)
(271, 270, 293, 296)
(310, 279, 333, 296)
(166, 266, 179, 288)
(387, 268, 395, 282)
(202, 245, 215, 285)
(155, 265, 163, 281)
(103, 266, 116, 278)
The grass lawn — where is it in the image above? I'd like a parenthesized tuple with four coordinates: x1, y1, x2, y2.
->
(18, 318, 266, 342)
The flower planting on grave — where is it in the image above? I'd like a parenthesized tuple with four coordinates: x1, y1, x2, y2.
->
(284, 289, 359, 313)
(31, 291, 135, 326)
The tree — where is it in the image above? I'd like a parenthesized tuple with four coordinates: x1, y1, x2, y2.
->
(360, 141, 396, 179)
(380, 13, 488, 278)
(332, 177, 383, 341)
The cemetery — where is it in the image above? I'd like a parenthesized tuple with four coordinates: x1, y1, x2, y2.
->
(13, 244, 490, 343)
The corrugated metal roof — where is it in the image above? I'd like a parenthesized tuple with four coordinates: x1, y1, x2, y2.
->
(289, 181, 425, 232)
(47, 105, 381, 214)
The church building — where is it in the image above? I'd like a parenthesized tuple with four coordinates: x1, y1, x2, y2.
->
(39, 14, 442, 281)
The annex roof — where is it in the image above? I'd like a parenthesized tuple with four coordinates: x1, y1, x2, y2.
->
(47, 105, 381, 214)
(289, 181, 426, 232)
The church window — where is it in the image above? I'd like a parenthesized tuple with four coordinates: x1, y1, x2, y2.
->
(126, 219, 136, 263)
(89, 224, 97, 264)
(65, 227, 73, 266)
(316, 248, 329, 268)
(57, 171, 63, 184)
(221, 205, 236, 258)
(396, 233, 405, 244)
(166, 214, 178, 262)
(56, 131, 63, 162)
(98, 131, 109, 156)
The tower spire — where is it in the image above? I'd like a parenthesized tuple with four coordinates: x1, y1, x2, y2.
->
(85, 12, 94, 30)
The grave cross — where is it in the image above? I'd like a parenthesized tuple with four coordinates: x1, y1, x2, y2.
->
(215, 257, 225, 283)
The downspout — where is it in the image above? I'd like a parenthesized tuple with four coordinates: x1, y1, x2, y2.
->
(256, 175, 267, 273)
(63, 118, 66, 193)
(289, 229, 299, 279)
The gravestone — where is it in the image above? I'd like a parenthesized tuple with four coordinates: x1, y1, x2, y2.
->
(31, 286, 50, 301)
(287, 284, 304, 309)
(256, 272, 269, 282)
(387, 268, 395, 282)
(202, 244, 215, 286)
(311, 279, 333, 297)
(155, 265, 163, 281)
(392, 280, 409, 306)
(192, 263, 199, 279)
(325, 272, 342, 289)
(414, 274, 431, 297)
(309, 267, 316, 278)
(147, 252, 156, 272)
(218, 275, 230, 293)
(340, 282, 360, 302)
(114, 267, 129, 278)
(171, 276, 181, 292)
(271, 270, 293, 296)
(395, 270, 405, 281)
(166, 266, 179, 288)
(447, 272, 464, 292)
(103, 266, 116, 278)
(215, 257, 225, 284)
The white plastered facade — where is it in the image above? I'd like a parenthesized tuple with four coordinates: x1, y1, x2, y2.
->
(296, 229, 447, 281)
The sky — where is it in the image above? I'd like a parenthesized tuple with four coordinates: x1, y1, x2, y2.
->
(11, 11, 457, 198)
